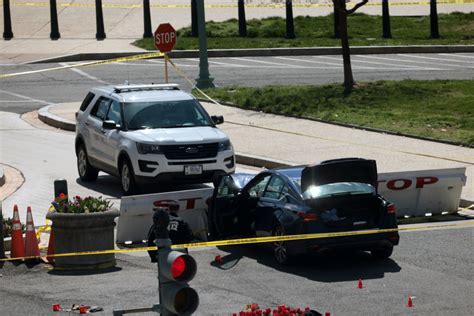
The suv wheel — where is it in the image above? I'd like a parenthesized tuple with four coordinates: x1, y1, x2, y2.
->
(272, 226, 292, 266)
(371, 244, 394, 259)
(120, 158, 138, 195)
(77, 144, 98, 181)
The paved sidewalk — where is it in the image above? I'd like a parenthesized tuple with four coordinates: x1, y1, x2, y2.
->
(39, 101, 474, 203)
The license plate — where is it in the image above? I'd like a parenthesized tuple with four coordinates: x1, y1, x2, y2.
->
(184, 165, 202, 175)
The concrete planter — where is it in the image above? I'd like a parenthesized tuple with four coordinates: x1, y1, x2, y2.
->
(46, 208, 120, 270)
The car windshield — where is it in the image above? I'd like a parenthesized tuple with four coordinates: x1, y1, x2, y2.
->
(123, 99, 213, 130)
(302, 182, 375, 200)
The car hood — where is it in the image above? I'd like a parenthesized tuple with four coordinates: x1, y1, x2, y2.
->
(126, 126, 228, 143)
(300, 158, 378, 192)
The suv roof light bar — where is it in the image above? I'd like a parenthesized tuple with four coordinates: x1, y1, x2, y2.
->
(113, 83, 180, 93)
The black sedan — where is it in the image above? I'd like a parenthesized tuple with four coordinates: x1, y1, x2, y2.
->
(207, 158, 399, 265)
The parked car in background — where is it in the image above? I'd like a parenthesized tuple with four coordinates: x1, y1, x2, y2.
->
(75, 83, 235, 194)
(208, 158, 399, 265)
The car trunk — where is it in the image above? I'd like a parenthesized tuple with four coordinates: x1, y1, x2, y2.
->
(305, 193, 382, 230)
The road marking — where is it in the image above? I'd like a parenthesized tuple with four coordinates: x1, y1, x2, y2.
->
(438, 53, 474, 59)
(230, 57, 307, 68)
(0, 100, 38, 103)
(147, 60, 197, 68)
(352, 55, 449, 70)
(187, 58, 252, 68)
(59, 63, 111, 84)
(401, 54, 474, 67)
(0, 89, 51, 105)
(274, 56, 344, 69)
(354, 55, 444, 70)
(312, 56, 383, 70)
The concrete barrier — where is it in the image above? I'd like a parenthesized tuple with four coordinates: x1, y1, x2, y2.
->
(378, 167, 467, 217)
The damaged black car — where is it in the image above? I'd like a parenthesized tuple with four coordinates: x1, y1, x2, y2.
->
(207, 158, 399, 265)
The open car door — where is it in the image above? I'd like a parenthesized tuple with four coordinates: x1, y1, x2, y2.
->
(208, 173, 255, 239)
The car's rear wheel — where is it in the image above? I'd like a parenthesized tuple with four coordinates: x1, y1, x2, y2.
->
(371, 244, 394, 259)
(120, 159, 138, 195)
(77, 144, 98, 181)
(272, 226, 292, 266)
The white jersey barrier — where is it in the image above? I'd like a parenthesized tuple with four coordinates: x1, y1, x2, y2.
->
(116, 187, 213, 244)
(116, 167, 467, 244)
(378, 167, 467, 217)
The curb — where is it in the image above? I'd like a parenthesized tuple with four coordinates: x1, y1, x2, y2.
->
(31, 45, 474, 63)
(38, 105, 76, 132)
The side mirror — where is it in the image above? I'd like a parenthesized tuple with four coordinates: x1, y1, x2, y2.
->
(102, 120, 119, 130)
(211, 115, 224, 125)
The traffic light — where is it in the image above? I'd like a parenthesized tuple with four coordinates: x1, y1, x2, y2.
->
(158, 248, 199, 315)
(153, 207, 199, 315)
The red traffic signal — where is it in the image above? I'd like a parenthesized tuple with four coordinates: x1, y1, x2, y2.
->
(159, 250, 198, 314)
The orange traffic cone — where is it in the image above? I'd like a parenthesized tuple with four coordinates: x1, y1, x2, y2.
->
(44, 229, 55, 263)
(24, 206, 40, 261)
(406, 296, 414, 307)
(10, 205, 25, 260)
(357, 278, 364, 289)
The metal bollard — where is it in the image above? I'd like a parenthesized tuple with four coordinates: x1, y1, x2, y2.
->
(285, 0, 295, 39)
(54, 179, 68, 199)
(3, 0, 14, 40)
(382, 0, 392, 39)
(50, 0, 61, 40)
(238, 0, 247, 37)
(430, 0, 440, 39)
(191, 0, 198, 37)
(95, 0, 106, 40)
(143, 0, 152, 38)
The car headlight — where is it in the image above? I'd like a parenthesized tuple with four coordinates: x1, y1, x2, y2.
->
(137, 143, 162, 154)
(218, 139, 233, 152)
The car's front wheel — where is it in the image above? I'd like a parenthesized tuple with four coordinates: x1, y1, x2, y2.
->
(371, 244, 394, 259)
(120, 158, 138, 195)
(77, 144, 98, 181)
(272, 226, 292, 266)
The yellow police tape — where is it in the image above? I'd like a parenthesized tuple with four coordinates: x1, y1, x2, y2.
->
(1, 220, 473, 262)
(11, 0, 474, 9)
(0, 52, 164, 79)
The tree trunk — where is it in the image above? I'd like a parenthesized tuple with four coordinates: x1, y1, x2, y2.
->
(339, 5, 354, 94)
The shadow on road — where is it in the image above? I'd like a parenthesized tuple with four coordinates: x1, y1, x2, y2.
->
(48, 266, 122, 276)
(215, 245, 401, 283)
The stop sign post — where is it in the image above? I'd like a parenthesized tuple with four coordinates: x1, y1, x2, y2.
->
(154, 23, 177, 83)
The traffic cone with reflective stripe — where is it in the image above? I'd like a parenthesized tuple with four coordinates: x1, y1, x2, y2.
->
(406, 296, 414, 307)
(24, 206, 40, 261)
(10, 205, 25, 260)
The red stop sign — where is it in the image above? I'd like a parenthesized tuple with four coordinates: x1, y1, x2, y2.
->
(154, 23, 177, 53)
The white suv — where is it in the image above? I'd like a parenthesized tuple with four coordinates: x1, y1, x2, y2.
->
(75, 84, 235, 194)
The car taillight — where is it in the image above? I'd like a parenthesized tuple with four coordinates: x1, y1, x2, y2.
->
(387, 204, 396, 214)
(298, 212, 318, 222)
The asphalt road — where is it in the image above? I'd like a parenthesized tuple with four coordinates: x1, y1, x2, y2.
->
(1, 53, 474, 114)
(1, 224, 473, 315)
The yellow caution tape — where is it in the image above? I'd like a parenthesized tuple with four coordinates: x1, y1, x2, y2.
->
(1, 220, 472, 262)
(10, 0, 474, 9)
(0, 52, 164, 79)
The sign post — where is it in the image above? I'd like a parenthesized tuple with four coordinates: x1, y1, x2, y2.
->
(154, 23, 177, 83)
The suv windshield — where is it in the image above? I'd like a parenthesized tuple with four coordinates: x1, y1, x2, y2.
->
(302, 182, 375, 200)
(123, 99, 213, 130)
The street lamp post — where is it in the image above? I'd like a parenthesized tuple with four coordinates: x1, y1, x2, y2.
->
(195, 0, 215, 89)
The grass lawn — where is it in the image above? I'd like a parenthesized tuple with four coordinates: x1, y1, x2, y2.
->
(195, 80, 474, 147)
(135, 13, 474, 50)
